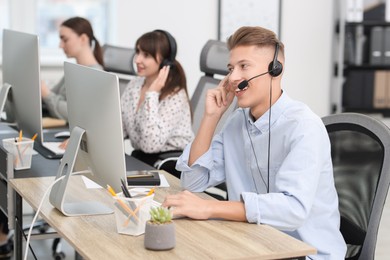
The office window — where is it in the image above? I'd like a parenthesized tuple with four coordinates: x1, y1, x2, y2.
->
(0, 0, 10, 40)
(37, 0, 112, 50)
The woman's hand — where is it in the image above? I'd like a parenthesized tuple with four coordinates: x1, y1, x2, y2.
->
(41, 81, 51, 98)
(148, 65, 170, 92)
(59, 138, 69, 150)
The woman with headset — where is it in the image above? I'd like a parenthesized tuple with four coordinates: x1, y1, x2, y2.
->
(121, 30, 193, 173)
(41, 16, 104, 121)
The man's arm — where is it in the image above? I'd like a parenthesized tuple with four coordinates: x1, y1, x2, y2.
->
(188, 76, 234, 165)
(163, 190, 247, 221)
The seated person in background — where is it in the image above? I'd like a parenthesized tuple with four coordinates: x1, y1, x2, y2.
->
(0, 211, 12, 259)
(41, 16, 104, 121)
(121, 30, 194, 172)
(163, 26, 347, 259)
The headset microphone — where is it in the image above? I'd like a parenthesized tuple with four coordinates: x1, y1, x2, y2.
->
(237, 70, 271, 90)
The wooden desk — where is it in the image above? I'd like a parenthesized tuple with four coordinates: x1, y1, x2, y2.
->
(9, 173, 316, 259)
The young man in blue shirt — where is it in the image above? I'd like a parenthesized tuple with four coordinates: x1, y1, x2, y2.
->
(163, 26, 346, 259)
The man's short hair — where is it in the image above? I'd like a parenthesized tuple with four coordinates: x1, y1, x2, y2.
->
(227, 26, 285, 58)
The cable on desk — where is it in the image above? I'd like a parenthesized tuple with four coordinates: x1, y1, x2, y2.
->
(23, 175, 65, 260)
(15, 216, 37, 260)
(23, 169, 91, 260)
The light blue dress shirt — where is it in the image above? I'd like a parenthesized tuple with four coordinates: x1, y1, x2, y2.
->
(176, 92, 347, 260)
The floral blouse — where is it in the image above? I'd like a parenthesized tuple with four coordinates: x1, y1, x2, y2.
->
(121, 77, 194, 153)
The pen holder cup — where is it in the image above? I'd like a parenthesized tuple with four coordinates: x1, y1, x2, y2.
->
(2, 138, 34, 170)
(113, 194, 155, 236)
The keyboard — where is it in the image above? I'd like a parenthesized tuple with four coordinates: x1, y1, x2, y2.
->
(33, 141, 64, 159)
(41, 142, 65, 155)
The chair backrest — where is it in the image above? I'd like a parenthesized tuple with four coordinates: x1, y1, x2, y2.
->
(322, 113, 390, 260)
(191, 39, 237, 135)
(102, 44, 136, 75)
(102, 44, 137, 95)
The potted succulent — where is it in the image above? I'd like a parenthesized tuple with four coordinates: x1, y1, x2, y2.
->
(144, 206, 176, 250)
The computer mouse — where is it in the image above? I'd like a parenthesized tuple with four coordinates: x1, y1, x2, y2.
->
(54, 131, 70, 139)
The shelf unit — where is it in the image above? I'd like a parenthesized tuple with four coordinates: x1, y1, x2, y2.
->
(334, 2, 390, 115)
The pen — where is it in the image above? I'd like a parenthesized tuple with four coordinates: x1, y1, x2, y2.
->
(120, 178, 132, 198)
(19, 130, 23, 142)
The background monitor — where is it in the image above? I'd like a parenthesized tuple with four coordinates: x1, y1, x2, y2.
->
(1, 29, 43, 142)
(49, 62, 127, 216)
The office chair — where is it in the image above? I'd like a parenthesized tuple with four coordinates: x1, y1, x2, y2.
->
(322, 113, 390, 260)
(102, 44, 137, 95)
(154, 40, 234, 200)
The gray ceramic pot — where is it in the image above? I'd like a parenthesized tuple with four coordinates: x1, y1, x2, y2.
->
(144, 221, 176, 250)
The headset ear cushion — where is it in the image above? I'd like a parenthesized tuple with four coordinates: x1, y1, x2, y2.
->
(268, 60, 283, 77)
(159, 59, 175, 70)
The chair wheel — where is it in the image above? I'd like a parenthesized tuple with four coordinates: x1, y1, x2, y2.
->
(53, 251, 66, 260)
(38, 224, 49, 233)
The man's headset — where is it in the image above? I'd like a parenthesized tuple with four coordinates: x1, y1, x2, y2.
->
(240, 42, 283, 194)
(154, 29, 177, 69)
(237, 43, 283, 90)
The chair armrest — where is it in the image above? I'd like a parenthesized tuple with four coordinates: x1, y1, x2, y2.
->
(153, 151, 182, 169)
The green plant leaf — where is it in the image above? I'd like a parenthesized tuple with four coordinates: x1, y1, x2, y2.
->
(149, 206, 172, 224)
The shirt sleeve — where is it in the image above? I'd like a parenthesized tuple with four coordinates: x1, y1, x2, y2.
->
(42, 77, 68, 121)
(121, 80, 133, 139)
(177, 133, 227, 191)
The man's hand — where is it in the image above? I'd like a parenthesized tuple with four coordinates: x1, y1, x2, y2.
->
(162, 190, 211, 220)
(204, 75, 235, 119)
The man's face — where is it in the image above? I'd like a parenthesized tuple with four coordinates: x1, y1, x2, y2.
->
(227, 45, 275, 116)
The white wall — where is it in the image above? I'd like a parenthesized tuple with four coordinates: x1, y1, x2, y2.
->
(280, 0, 334, 117)
(1, 0, 335, 116)
(113, 0, 219, 96)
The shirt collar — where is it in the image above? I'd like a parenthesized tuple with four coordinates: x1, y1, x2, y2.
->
(245, 91, 291, 132)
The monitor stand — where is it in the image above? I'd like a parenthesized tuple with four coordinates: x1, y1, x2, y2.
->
(0, 83, 12, 117)
(49, 126, 113, 216)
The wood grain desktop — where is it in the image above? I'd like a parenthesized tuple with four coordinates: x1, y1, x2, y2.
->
(9, 172, 316, 259)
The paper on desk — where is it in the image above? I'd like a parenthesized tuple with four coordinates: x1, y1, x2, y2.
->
(81, 173, 170, 189)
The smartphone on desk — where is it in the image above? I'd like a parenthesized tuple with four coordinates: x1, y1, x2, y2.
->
(127, 170, 161, 186)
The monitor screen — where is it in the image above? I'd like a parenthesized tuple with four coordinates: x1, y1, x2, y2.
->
(49, 62, 127, 216)
(2, 29, 43, 143)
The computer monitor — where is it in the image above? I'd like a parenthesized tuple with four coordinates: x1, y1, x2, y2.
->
(0, 29, 63, 159)
(1, 29, 42, 141)
(49, 62, 127, 216)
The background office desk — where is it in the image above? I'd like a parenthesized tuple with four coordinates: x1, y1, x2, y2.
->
(0, 121, 155, 259)
(10, 173, 316, 260)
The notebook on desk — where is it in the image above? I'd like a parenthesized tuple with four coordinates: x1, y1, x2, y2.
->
(127, 171, 161, 186)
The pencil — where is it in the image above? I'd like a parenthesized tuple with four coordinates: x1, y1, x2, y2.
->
(14, 131, 24, 167)
(31, 133, 38, 141)
(146, 188, 155, 196)
(21, 133, 37, 156)
(106, 185, 140, 223)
